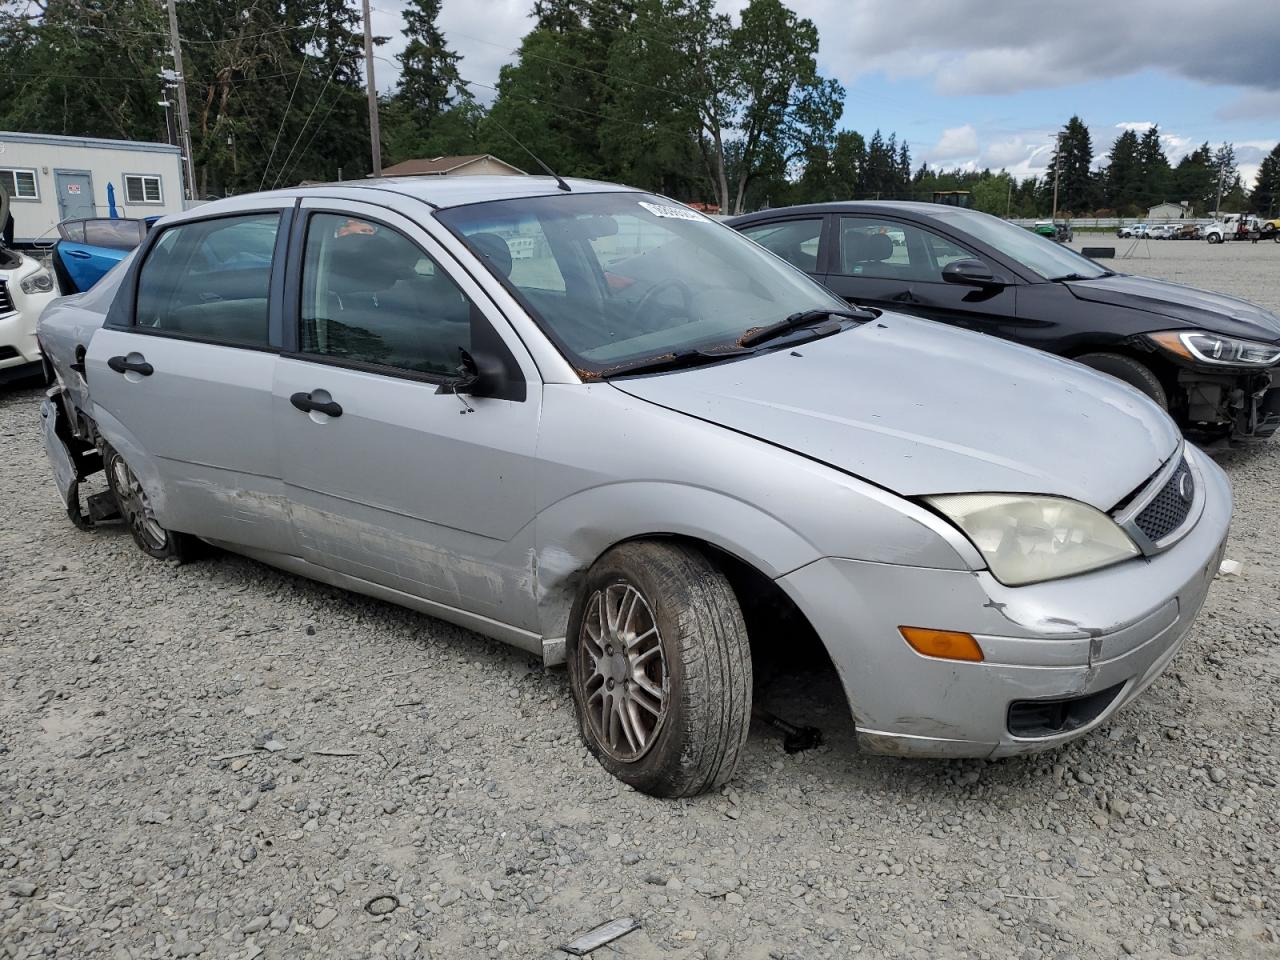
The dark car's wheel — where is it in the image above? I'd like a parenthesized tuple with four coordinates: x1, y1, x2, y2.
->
(1075, 353, 1168, 409)
(105, 448, 192, 562)
(567, 541, 751, 798)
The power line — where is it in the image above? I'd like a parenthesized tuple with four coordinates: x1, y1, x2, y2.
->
(272, 53, 354, 189)
(259, 22, 321, 190)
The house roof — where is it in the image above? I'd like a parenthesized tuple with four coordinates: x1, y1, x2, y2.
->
(0, 130, 181, 155)
(380, 154, 525, 177)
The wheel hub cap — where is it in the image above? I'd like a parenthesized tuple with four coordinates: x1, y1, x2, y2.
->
(578, 582, 668, 762)
(111, 457, 167, 550)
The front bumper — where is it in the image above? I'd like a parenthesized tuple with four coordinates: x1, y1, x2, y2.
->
(780, 445, 1231, 759)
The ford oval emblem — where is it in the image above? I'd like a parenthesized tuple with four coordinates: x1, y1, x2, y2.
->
(1177, 471, 1193, 503)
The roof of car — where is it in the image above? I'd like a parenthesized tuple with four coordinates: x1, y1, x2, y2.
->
(727, 200, 984, 224)
(192, 176, 639, 216)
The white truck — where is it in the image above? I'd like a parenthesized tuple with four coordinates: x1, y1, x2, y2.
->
(1203, 213, 1267, 243)
(0, 185, 59, 385)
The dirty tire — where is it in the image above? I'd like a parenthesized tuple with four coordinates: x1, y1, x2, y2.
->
(567, 541, 752, 798)
(104, 448, 192, 563)
(1075, 352, 1168, 410)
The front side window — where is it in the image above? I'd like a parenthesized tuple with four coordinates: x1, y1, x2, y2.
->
(124, 174, 163, 204)
(437, 192, 844, 373)
(0, 168, 39, 200)
(929, 207, 1108, 280)
(838, 217, 961, 282)
(134, 213, 280, 347)
(299, 213, 471, 377)
(738, 218, 824, 273)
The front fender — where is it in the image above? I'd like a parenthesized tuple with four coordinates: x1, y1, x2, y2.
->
(532, 480, 820, 641)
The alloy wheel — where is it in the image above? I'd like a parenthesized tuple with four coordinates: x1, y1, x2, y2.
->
(110, 456, 167, 551)
(577, 581, 669, 762)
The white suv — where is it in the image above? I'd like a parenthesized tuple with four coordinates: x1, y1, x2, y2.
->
(0, 191, 58, 384)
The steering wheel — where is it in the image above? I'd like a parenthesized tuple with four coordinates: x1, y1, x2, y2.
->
(631, 277, 695, 327)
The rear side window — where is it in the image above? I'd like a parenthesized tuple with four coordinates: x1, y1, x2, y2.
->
(134, 213, 280, 347)
(299, 213, 472, 377)
(738, 218, 824, 273)
(84, 219, 145, 251)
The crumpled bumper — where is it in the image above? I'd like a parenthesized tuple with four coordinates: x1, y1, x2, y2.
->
(778, 445, 1231, 759)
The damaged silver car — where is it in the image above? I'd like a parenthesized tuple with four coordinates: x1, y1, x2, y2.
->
(38, 177, 1231, 797)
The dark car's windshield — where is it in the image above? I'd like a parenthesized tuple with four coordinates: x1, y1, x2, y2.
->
(930, 207, 1109, 281)
(437, 192, 846, 373)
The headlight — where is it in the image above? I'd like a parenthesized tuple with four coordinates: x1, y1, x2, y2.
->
(1148, 330, 1280, 367)
(20, 270, 55, 295)
(925, 494, 1139, 586)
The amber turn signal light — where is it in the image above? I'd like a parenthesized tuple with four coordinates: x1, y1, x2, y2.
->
(899, 626, 984, 662)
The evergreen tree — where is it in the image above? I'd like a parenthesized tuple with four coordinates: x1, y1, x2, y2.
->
(1252, 142, 1280, 217)
(1104, 129, 1142, 213)
(1042, 116, 1098, 214)
(1136, 126, 1170, 209)
(1170, 142, 1216, 212)
(1211, 142, 1247, 211)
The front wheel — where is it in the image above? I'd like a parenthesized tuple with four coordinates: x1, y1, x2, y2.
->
(1074, 353, 1168, 410)
(1206, 233, 1222, 244)
(567, 541, 752, 798)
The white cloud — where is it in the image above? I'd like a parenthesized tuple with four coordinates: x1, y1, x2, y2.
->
(1116, 121, 1154, 132)
(926, 124, 979, 164)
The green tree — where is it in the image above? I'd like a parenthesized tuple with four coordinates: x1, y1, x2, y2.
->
(1211, 142, 1247, 211)
(1136, 126, 1170, 209)
(1104, 128, 1142, 213)
(1169, 142, 1215, 212)
(1042, 115, 1098, 214)
(1251, 142, 1280, 216)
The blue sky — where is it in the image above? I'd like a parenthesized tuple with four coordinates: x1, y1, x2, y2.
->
(373, 0, 1280, 187)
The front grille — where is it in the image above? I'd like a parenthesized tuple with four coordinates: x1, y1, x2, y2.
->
(0, 280, 12, 313)
(1134, 457, 1195, 542)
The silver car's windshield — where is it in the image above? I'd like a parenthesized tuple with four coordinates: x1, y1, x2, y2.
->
(437, 192, 846, 373)
(930, 208, 1109, 281)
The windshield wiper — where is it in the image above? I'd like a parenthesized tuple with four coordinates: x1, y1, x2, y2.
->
(1048, 271, 1110, 282)
(738, 307, 875, 348)
(596, 347, 752, 379)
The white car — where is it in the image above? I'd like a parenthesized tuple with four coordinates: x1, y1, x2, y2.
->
(0, 189, 58, 384)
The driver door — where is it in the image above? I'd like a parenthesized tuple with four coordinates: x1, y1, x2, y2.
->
(274, 199, 543, 634)
(827, 216, 1019, 335)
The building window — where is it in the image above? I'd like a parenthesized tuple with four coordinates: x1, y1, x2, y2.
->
(123, 174, 163, 205)
(0, 168, 39, 201)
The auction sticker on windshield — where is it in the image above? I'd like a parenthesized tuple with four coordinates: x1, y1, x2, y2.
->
(638, 201, 706, 222)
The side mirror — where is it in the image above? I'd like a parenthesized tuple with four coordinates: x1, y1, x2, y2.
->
(942, 258, 1002, 288)
(436, 347, 509, 399)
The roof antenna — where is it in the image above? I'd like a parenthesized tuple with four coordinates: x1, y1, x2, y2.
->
(485, 114, 572, 192)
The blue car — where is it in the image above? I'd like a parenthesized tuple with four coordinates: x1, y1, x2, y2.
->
(53, 218, 156, 293)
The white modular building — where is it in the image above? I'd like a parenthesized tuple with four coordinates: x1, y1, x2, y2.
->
(0, 131, 186, 244)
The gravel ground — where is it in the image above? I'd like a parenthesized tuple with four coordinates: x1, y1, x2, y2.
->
(3, 242, 1279, 960)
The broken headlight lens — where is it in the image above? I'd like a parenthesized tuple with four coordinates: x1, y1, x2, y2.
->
(925, 494, 1139, 586)
(20, 270, 54, 295)
(1148, 330, 1280, 367)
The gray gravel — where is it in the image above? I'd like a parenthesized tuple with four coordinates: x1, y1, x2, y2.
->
(3, 242, 1279, 959)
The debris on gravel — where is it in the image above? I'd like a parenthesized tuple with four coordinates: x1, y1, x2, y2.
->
(2, 245, 1278, 957)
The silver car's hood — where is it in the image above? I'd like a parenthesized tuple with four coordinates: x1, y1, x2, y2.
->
(612, 313, 1180, 509)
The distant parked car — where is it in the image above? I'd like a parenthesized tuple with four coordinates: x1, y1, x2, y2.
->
(53, 217, 155, 293)
(731, 201, 1280, 442)
(38, 177, 1232, 796)
(1033, 220, 1072, 243)
(0, 185, 59, 385)
(1117, 223, 1150, 238)
(1172, 223, 1202, 240)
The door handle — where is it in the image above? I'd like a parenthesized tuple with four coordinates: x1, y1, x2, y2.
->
(66, 250, 92, 260)
(107, 355, 154, 376)
(290, 391, 343, 418)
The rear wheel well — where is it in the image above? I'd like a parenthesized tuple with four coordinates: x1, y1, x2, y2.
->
(1064, 344, 1181, 412)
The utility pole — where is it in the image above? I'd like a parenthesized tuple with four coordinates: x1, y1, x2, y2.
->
(362, 0, 382, 177)
(1051, 132, 1061, 223)
(1213, 162, 1226, 218)
(164, 0, 197, 202)
(1005, 176, 1013, 218)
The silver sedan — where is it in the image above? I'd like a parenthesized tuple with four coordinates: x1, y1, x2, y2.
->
(38, 177, 1231, 796)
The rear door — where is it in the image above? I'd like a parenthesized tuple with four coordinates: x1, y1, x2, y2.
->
(57, 219, 143, 292)
(826, 215, 1019, 333)
(274, 200, 543, 633)
(84, 205, 296, 552)
(735, 216, 828, 276)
